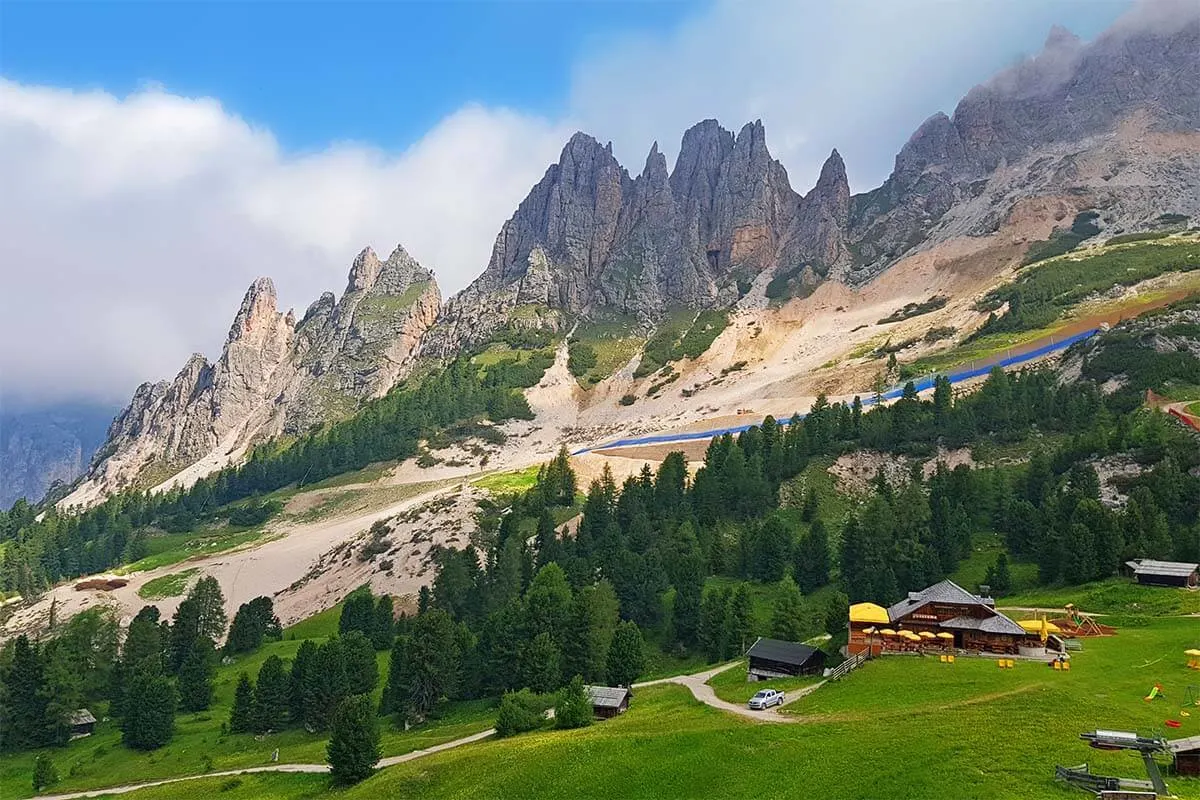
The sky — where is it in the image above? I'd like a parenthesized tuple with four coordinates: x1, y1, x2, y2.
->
(0, 0, 1136, 410)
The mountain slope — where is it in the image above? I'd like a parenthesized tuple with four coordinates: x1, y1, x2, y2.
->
(0, 403, 116, 507)
(61, 245, 440, 508)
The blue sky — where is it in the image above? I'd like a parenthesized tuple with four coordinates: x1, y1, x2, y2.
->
(1, 0, 1138, 405)
(1, 1, 701, 154)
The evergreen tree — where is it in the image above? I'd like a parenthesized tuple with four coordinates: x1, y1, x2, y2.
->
(167, 598, 202, 674)
(794, 519, 830, 593)
(522, 632, 562, 694)
(526, 563, 573, 642)
(225, 597, 282, 654)
(406, 610, 462, 716)
(305, 637, 350, 731)
(32, 754, 58, 792)
(326, 695, 381, 785)
(189, 576, 227, 642)
(605, 621, 645, 687)
(727, 585, 753, 657)
(495, 689, 544, 737)
(254, 655, 290, 733)
(561, 581, 619, 683)
(4, 636, 54, 750)
(121, 669, 176, 749)
(380, 635, 410, 717)
(670, 550, 704, 649)
(339, 586, 376, 638)
(177, 637, 216, 712)
(771, 576, 819, 642)
(1063, 523, 1097, 585)
(288, 639, 318, 726)
(983, 553, 1012, 594)
(229, 673, 257, 734)
(342, 631, 380, 696)
(371, 595, 395, 651)
(554, 675, 593, 730)
(698, 589, 728, 662)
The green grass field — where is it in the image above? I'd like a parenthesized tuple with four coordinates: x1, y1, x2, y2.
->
(136, 568, 199, 599)
(472, 465, 541, 496)
(706, 661, 822, 705)
(116, 528, 272, 574)
(999, 579, 1200, 618)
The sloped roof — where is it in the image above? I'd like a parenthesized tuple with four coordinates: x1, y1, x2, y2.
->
(1168, 735, 1200, 753)
(67, 708, 96, 726)
(939, 614, 1027, 636)
(849, 602, 890, 624)
(887, 580, 986, 621)
(1128, 559, 1199, 577)
(585, 685, 630, 708)
(746, 637, 822, 667)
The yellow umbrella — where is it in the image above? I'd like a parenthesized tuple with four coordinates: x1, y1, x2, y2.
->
(879, 628, 897, 636)
(936, 632, 954, 640)
(1185, 649, 1200, 657)
(919, 631, 936, 639)
(863, 627, 876, 635)
(902, 631, 921, 641)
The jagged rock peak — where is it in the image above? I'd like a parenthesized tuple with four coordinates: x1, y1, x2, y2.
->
(814, 149, 849, 193)
(227, 278, 281, 344)
(347, 246, 383, 293)
(1044, 23, 1082, 51)
(642, 141, 668, 181)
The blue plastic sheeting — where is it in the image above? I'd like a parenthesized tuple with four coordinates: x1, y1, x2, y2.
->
(573, 328, 1099, 455)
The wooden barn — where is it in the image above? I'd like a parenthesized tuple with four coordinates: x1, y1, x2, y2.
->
(67, 708, 96, 739)
(1169, 735, 1200, 777)
(1124, 559, 1200, 589)
(746, 637, 826, 680)
(585, 685, 631, 719)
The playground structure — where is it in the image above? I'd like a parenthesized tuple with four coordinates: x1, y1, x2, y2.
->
(1051, 604, 1117, 638)
(1056, 730, 1170, 797)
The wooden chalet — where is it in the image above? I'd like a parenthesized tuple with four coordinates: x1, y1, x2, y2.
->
(1169, 735, 1200, 777)
(746, 637, 826, 680)
(848, 580, 1032, 656)
(585, 685, 631, 719)
(1124, 559, 1200, 589)
(67, 708, 97, 739)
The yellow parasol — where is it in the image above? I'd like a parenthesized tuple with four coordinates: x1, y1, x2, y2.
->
(880, 628, 897, 636)
(919, 631, 936, 639)
(1017, 619, 1062, 635)
(1185, 649, 1200, 657)
(902, 631, 921, 641)
(863, 627, 877, 635)
(936, 632, 954, 640)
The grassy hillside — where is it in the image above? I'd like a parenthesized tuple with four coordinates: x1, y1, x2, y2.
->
(98, 614, 1200, 800)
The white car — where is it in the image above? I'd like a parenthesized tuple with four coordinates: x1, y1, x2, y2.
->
(748, 688, 785, 710)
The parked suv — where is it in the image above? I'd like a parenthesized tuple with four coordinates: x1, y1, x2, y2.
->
(748, 688, 785, 710)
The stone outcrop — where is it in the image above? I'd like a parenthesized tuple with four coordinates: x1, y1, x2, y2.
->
(61, 246, 440, 507)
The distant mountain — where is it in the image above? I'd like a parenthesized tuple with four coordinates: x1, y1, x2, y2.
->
(61, 245, 440, 508)
(0, 403, 116, 507)
(64, 7, 1200, 509)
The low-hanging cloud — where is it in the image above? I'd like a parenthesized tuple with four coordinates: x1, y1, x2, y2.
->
(0, 0, 1142, 408)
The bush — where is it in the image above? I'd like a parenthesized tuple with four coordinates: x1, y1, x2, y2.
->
(619, 394, 636, 406)
(32, 755, 58, 792)
(495, 689, 545, 737)
(228, 499, 282, 528)
(554, 676, 593, 730)
(567, 342, 598, 377)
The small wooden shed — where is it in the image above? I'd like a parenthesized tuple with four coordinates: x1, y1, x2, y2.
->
(1168, 734, 1200, 777)
(746, 637, 826, 681)
(585, 685, 631, 719)
(1124, 559, 1200, 589)
(68, 708, 97, 739)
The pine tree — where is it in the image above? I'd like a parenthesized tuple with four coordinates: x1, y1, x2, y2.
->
(526, 563, 573, 642)
(771, 576, 818, 642)
(177, 637, 216, 712)
(521, 632, 562, 694)
(380, 636, 410, 717)
(189, 576, 227, 642)
(226, 597, 281, 654)
(342, 631, 379, 696)
(305, 638, 350, 730)
(121, 669, 176, 750)
(326, 695, 380, 785)
(370, 595, 395, 651)
(339, 586, 376, 638)
(168, 598, 202, 674)
(253, 655, 290, 733)
(229, 673, 257, 734)
(288, 639, 317, 726)
(406, 610, 462, 716)
(553, 676, 592, 730)
(670, 551, 704, 649)
(605, 621, 645, 687)
(5, 636, 54, 750)
(727, 585, 753, 657)
(698, 590, 728, 662)
(794, 519, 830, 593)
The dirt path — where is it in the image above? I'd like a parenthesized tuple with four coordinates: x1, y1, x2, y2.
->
(634, 662, 824, 723)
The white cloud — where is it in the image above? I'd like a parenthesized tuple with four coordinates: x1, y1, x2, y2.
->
(0, 81, 569, 405)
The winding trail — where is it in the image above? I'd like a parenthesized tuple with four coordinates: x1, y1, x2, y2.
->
(32, 663, 825, 799)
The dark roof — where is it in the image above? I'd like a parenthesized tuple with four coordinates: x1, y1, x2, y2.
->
(1127, 559, 1199, 578)
(887, 580, 988, 621)
(939, 614, 1027, 636)
(585, 686, 630, 708)
(746, 637, 822, 666)
(67, 709, 96, 726)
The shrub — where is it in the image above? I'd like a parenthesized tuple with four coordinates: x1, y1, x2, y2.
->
(567, 341, 598, 377)
(554, 676, 593, 730)
(32, 755, 58, 792)
(619, 394, 636, 406)
(495, 689, 545, 737)
(228, 499, 282, 528)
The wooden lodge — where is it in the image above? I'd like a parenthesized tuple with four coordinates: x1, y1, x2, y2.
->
(848, 580, 1033, 656)
(1124, 559, 1200, 589)
(746, 637, 826, 680)
(585, 685, 631, 719)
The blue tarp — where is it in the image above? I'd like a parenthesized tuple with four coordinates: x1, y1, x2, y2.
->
(574, 328, 1099, 455)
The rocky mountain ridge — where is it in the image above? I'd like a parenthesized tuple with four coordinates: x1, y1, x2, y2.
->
(60, 246, 440, 508)
(60, 8, 1200, 508)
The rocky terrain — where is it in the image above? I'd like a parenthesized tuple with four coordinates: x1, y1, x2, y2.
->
(60, 245, 440, 508)
(58, 8, 1200, 510)
(0, 403, 115, 507)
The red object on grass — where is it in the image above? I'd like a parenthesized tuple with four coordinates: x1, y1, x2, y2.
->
(1165, 720, 1182, 728)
